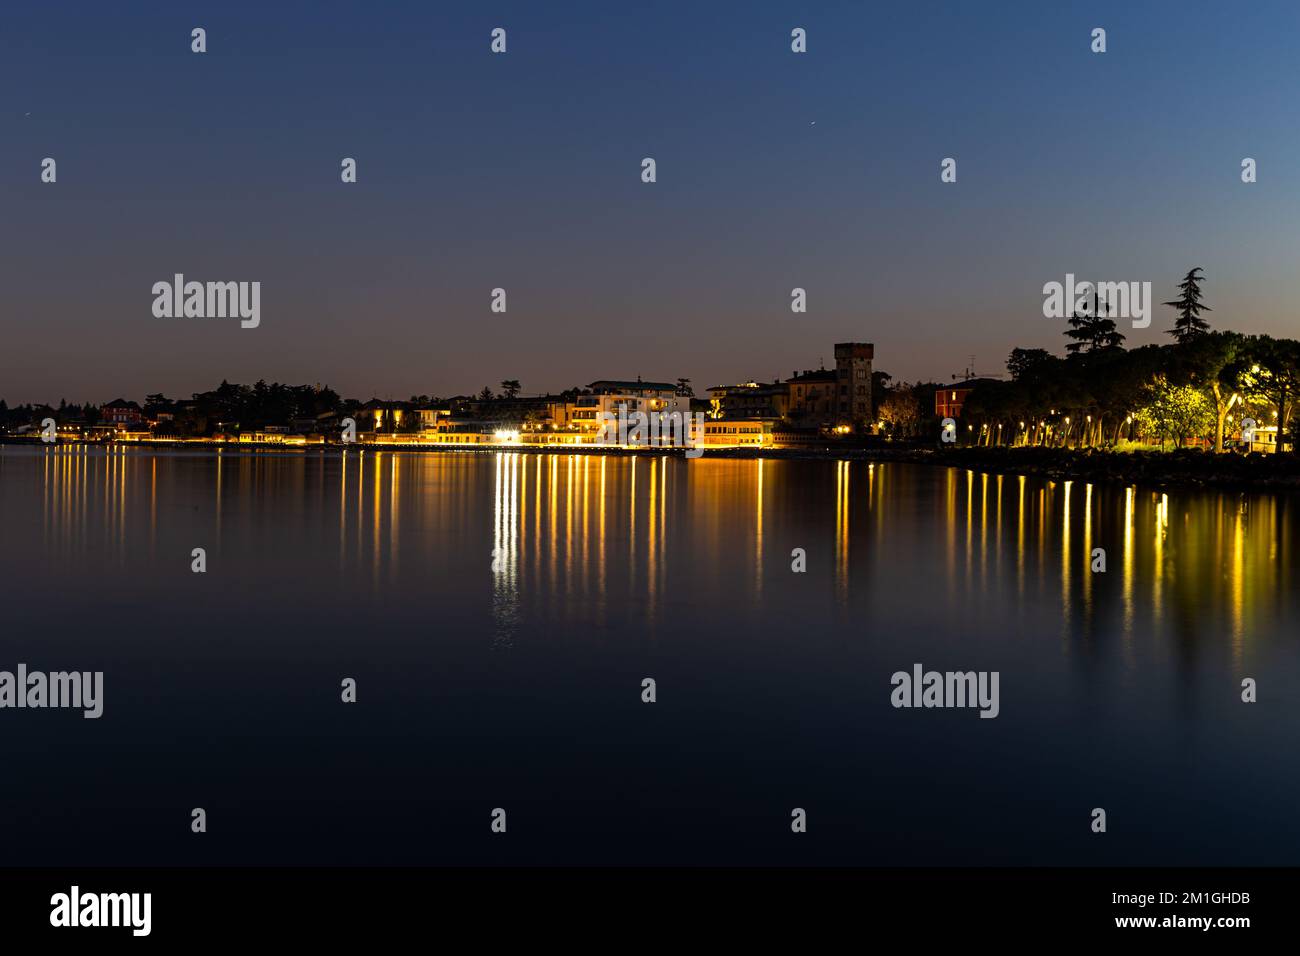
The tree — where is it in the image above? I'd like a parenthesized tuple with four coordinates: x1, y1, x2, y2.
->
(1164, 267, 1212, 342)
(675, 377, 694, 396)
(1102, 345, 1168, 444)
(1175, 331, 1243, 452)
(1007, 348, 1053, 381)
(962, 380, 1023, 445)
(1065, 290, 1125, 355)
(1063, 310, 1092, 354)
(1095, 319, 1126, 351)
(144, 393, 170, 415)
(1132, 376, 1215, 448)
(478, 387, 495, 402)
(500, 380, 521, 399)
(1235, 335, 1300, 452)
(877, 385, 923, 438)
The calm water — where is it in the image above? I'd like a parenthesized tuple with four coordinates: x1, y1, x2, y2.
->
(1, 444, 1298, 865)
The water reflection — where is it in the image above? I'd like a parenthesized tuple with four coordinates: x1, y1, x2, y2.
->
(8, 445, 1297, 669)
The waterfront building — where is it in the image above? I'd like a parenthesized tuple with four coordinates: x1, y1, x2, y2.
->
(355, 399, 415, 434)
(700, 420, 774, 447)
(935, 379, 999, 420)
(572, 379, 691, 440)
(100, 399, 145, 427)
(834, 342, 874, 424)
(705, 381, 790, 420)
(785, 369, 838, 423)
(1246, 424, 1291, 454)
(236, 429, 309, 446)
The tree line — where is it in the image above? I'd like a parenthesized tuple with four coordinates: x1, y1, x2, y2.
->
(876, 268, 1300, 453)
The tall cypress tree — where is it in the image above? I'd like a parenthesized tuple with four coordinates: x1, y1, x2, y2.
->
(1164, 267, 1212, 342)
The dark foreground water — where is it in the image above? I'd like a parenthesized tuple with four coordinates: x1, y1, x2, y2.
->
(1, 444, 1298, 865)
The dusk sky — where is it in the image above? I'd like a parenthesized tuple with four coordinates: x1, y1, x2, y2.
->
(3, 0, 1298, 404)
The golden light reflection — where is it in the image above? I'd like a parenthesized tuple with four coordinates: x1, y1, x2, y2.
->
(979, 472, 989, 592)
(13, 449, 1292, 669)
(628, 456, 637, 591)
(371, 450, 382, 588)
(1016, 475, 1026, 600)
(1122, 486, 1134, 656)
(1082, 482, 1092, 608)
(964, 469, 973, 592)
(390, 452, 401, 574)
(647, 456, 658, 611)
(492, 452, 521, 646)
(755, 457, 764, 596)
(1153, 492, 1167, 626)
(339, 449, 348, 569)
(534, 454, 542, 578)
(550, 454, 559, 593)
(581, 455, 590, 600)
(598, 456, 606, 605)
(1231, 504, 1245, 663)
(945, 468, 957, 594)
(566, 454, 576, 604)
(1061, 480, 1072, 628)
(835, 460, 850, 601)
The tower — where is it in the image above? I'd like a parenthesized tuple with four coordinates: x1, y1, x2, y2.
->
(834, 342, 874, 423)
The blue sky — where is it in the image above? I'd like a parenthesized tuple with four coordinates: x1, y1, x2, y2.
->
(2, 1, 1298, 401)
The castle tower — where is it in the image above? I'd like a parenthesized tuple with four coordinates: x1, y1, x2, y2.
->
(834, 342, 874, 423)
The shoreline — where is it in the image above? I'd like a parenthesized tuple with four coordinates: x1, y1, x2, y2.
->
(894, 446, 1300, 494)
(5, 439, 1299, 493)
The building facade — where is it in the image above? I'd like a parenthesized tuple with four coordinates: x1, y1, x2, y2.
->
(834, 342, 874, 424)
(572, 380, 691, 438)
(100, 399, 145, 427)
(785, 369, 838, 423)
(934, 379, 998, 419)
(705, 381, 790, 421)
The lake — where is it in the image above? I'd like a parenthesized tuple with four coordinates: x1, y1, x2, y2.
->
(1, 444, 1297, 865)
